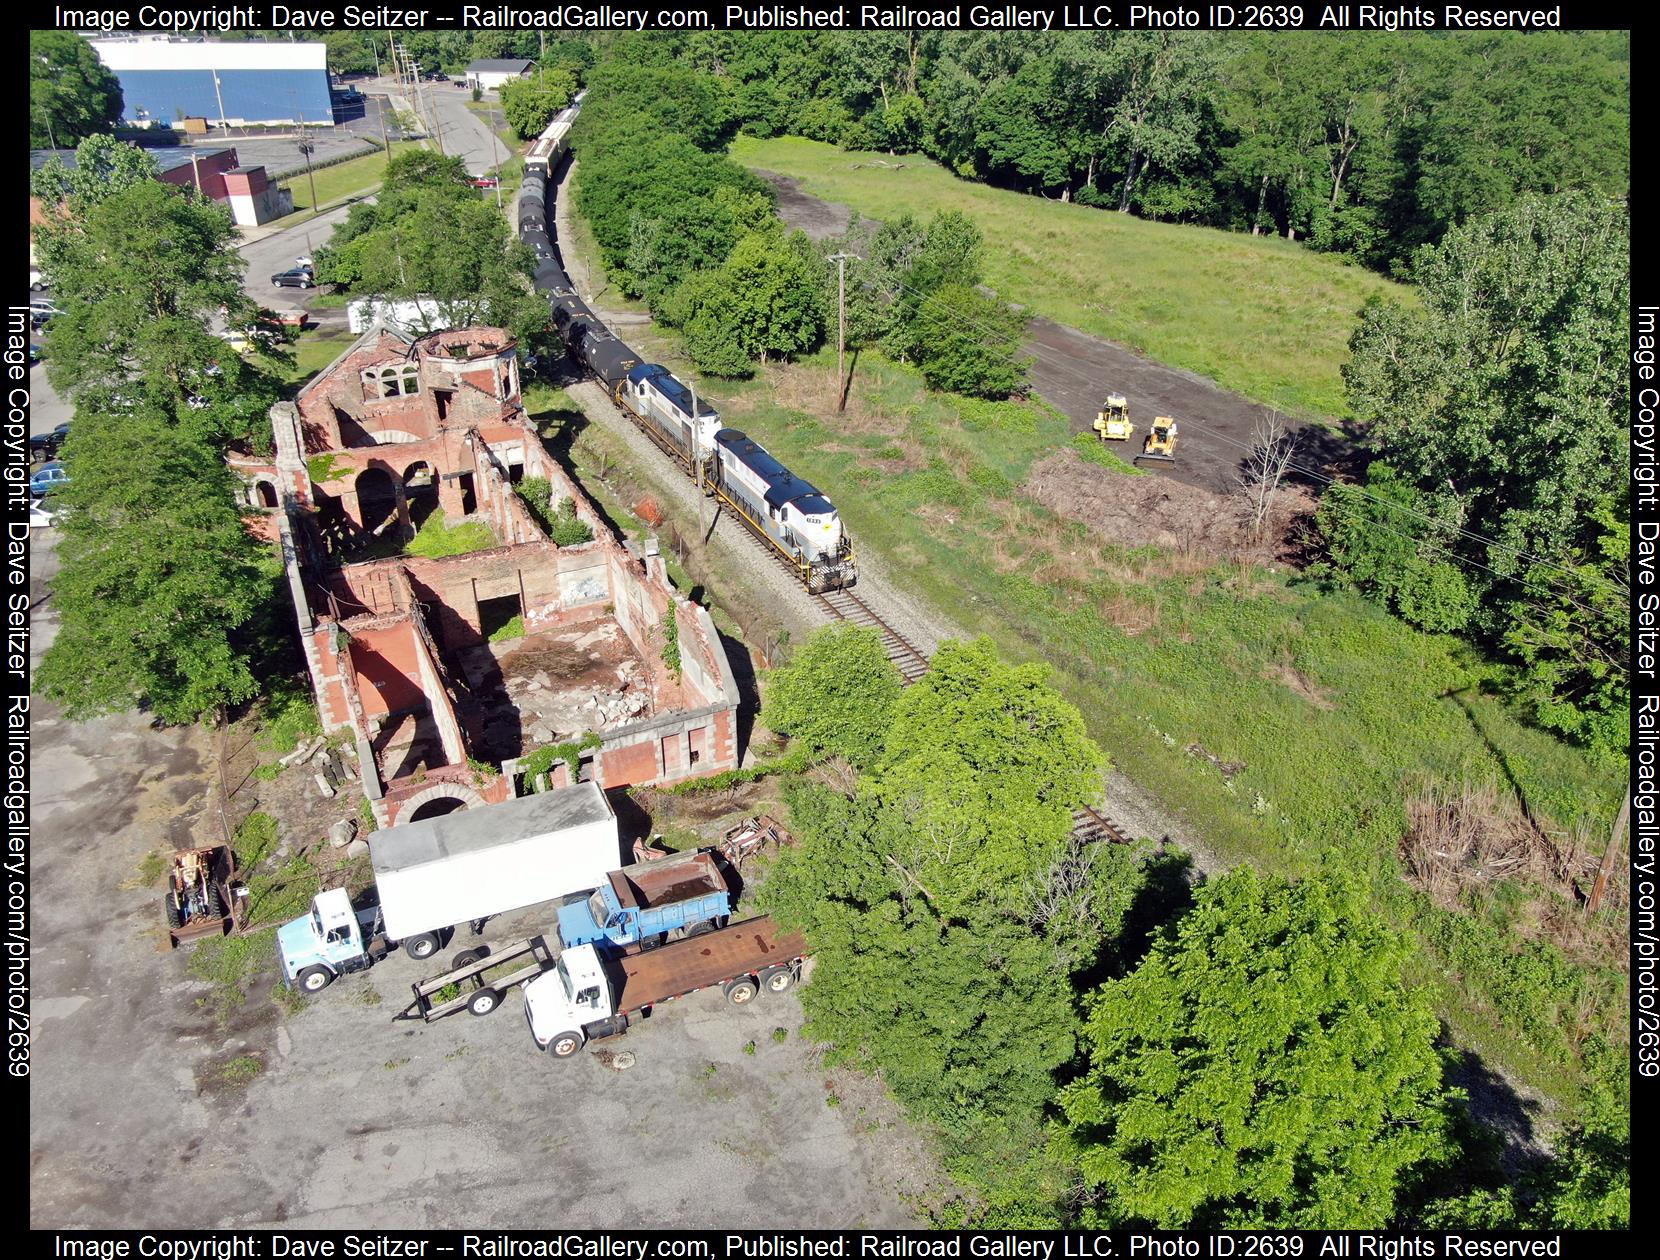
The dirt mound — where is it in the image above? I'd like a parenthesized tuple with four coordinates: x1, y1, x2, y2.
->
(1024, 448, 1314, 560)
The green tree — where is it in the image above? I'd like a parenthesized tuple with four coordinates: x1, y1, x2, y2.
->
(1339, 192, 1630, 746)
(322, 32, 376, 76)
(1500, 493, 1631, 751)
(325, 189, 547, 346)
(904, 283, 1029, 399)
(37, 405, 273, 725)
(33, 179, 277, 445)
(30, 31, 123, 150)
(1317, 463, 1476, 634)
(763, 638, 1115, 1195)
(761, 624, 902, 769)
(500, 72, 576, 139)
(874, 637, 1105, 901)
(30, 134, 159, 210)
(1059, 868, 1455, 1228)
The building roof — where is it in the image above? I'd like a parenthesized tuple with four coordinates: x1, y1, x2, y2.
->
(466, 59, 535, 73)
(370, 780, 613, 874)
(93, 38, 327, 72)
(30, 146, 233, 177)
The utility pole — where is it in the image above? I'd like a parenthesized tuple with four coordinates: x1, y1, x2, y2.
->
(492, 105, 504, 209)
(378, 98, 392, 159)
(1585, 785, 1630, 915)
(828, 252, 856, 412)
(297, 111, 318, 213)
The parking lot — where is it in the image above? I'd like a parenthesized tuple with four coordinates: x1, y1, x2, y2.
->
(27, 528, 930, 1227)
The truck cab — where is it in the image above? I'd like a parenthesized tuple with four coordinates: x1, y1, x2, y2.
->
(523, 944, 627, 1057)
(554, 849, 732, 953)
(277, 888, 384, 992)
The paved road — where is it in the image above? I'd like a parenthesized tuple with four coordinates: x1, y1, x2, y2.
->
(236, 201, 360, 312)
(367, 74, 509, 177)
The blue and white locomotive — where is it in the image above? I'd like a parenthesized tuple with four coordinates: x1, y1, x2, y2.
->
(517, 101, 857, 593)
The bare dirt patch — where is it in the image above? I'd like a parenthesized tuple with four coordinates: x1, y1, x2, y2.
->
(757, 168, 1363, 497)
(754, 170, 853, 241)
(1024, 447, 1315, 561)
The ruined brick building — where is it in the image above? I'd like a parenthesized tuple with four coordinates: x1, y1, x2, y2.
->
(231, 321, 740, 828)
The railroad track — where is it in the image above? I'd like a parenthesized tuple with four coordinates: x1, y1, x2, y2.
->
(811, 588, 932, 685)
(600, 392, 1136, 849)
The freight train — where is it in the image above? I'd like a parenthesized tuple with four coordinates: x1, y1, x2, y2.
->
(517, 102, 857, 593)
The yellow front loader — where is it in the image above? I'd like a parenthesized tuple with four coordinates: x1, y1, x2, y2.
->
(1092, 394, 1134, 442)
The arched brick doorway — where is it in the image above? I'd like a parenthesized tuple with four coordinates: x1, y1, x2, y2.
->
(397, 782, 486, 825)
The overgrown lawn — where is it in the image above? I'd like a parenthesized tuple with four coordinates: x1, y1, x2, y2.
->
(732, 136, 1410, 419)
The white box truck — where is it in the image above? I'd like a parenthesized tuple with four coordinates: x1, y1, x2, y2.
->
(276, 781, 620, 993)
(347, 295, 452, 336)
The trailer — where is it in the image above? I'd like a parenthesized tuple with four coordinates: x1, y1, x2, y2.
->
(555, 848, 732, 953)
(523, 915, 809, 1058)
(395, 935, 561, 1022)
(276, 781, 621, 991)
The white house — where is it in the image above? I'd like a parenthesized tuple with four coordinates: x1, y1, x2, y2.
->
(464, 60, 535, 93)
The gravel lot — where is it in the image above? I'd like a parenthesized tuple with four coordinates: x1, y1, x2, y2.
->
(27, 527, 933, 1229)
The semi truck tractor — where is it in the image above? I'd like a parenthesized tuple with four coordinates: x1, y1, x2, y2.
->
(522, 915, 808, 1058)
(277, 781, 620, 993)
(555, 848, 732, 953)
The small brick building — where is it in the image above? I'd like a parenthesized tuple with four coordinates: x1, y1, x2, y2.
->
(239, 321, 741, 829)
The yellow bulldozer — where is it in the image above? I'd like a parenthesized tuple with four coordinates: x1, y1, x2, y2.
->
(1134, 416, 1179, 465)
(1092, 394, 1134, 442)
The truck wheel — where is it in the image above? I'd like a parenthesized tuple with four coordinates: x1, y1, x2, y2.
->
(297, 966, 334, 993)
(163, 893, 183, 929)
(404, 933, 440, 960)
(467, 988, 501, 1017)
(451, 947, 490, 970)
(206, 882, 225, 918)
(547, 1030, 583, 1058)
(724, 977, 759, 1006)
(684, 919, 715, 939)
(760, 965, 796, 994)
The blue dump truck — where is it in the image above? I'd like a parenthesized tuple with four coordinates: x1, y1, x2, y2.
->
(556, 848, 732, 954)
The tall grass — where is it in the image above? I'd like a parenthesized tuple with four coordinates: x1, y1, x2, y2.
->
(690, 344, 1624, 1101)
(732, 136, 1410, 419)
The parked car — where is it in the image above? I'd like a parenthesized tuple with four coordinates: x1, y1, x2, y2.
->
(29, 266, 46, 292)
(30, 462, 69, 496)
(29, 300, 61, 329)
(30, 423, 70, 459)
(29, 499, 56, 530)
(470, 176, 500, 189)
(270, 267, 314, 289)
(426, 70, 448, 82)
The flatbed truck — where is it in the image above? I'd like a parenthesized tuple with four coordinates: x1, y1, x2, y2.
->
(523, 916, 808, 1058)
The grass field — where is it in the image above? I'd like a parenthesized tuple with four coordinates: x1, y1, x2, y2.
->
(608, 309, 1625, 1105)
(731, 136, 1410, 420)
(275, 140, 422, 218)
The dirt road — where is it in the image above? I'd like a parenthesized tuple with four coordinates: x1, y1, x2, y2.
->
(754, 170, 1360, 496)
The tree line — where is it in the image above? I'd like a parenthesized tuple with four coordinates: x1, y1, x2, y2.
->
(571, 59, 1030, 397)
(758, 624, 1629, 1227)
(31, 138, 291, 724)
